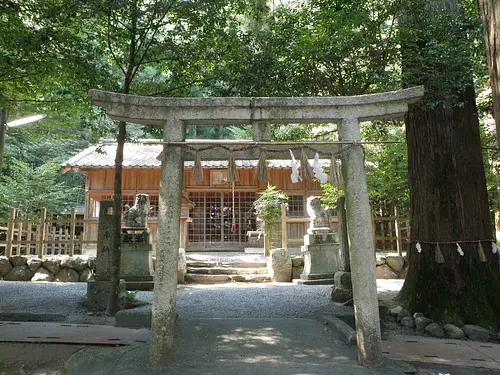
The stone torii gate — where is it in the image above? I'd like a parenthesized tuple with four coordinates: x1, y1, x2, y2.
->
(89, 86, 424, 369)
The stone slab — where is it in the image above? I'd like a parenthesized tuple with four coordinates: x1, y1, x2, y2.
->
(293, 278, 335, 285)
(115, 309, 152, 329)
(322, 315, 357, 346)
(0, 312, 66, 322)
(0, 321, 150, 346)
(300, 272, 335, 280)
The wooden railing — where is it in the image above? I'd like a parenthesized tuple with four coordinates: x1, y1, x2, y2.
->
(271, 204, 409, 254)
(0, 207, 97, 258)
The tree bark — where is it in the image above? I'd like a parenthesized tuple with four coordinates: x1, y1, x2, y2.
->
(400, 86, 500, 326)
(477, 0, 500, 147)
(399, 0, 500, 327)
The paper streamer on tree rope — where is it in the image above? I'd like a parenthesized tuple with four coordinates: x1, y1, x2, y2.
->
(300, 148, 315, 178)
(456, 243, 464, 256)
(227, 151, 239, 182)
(416, 242, 422, 253)
(435, 244, 445, 263)
(193, 151, 204, 182)
(329, 154, 341, 186)
(255, 149, 269, 181)
(477, 241, 487, 262)
(492, 242, 499, 254)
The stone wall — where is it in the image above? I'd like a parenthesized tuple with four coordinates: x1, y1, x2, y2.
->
(0, 256, 96, 282)
(292, 254, 407, 280)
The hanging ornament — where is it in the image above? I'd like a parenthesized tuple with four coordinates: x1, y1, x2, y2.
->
(193, 150, 204, 182)
(312, 153, 328, 184)
(477, 241, 487, 262)
(289, 150, 302, 183)
(329, 154, 341, 186)
(435, 243, 445, 263)
(416, 242, 422, 253)
(227, 150, 239, 182)
(230, 182, 237, 233)
(492, 242, 498, 254)
(255, 149, 269, 181)
(456, 243, 464, 256)
(300, 148, 315, 178)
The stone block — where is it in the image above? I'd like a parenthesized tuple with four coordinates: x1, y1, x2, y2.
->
(463, 325, 490, 341)
(10, 256, 27, 267)
(54, 267, 79, 282)
(291, 257, 304, 267)
(397, 309, 411, 323)
(268, 248, 292, 282)
(61, 256, 89, 272)
(120, 234, 153, 278)
(375, 264, 398, 279)
(32, 267, 54, 282)
(443, 324, 465, 340)
(330, 286, 353, 303)
(4, 265, 34, 281)
(42, 258, 61, 275)
(27, 257, 43, 272)
(334, 271, 352, 288)
(385, 256, 405, 272)
(415, 317, 433, 332)
(292, 265, 303, 280)
(401, 317, 415, 328)
(79, 268, 95, 282)
(425, 323, 445, 338)
(0, 256, 13, 276)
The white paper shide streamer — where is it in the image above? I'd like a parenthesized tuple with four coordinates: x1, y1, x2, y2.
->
(312, 153, 328, 184)
(456, 243, 464, 256)
(416, 242, 422, 253)
(492, 242, 499, 254)
(289, 150, 302, 183)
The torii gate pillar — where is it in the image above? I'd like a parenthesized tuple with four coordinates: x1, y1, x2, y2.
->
(339, 117, 382, 367)
(149, 119, 185, 367)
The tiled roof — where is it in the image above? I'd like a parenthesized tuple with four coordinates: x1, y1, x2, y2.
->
(62, 141, 330, 169)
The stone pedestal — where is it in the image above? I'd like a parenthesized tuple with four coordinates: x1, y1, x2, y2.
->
(120, 227, 153, 278)
(300, 230, 341, 282)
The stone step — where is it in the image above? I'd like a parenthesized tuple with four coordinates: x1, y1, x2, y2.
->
(186, 267, 268, 275)
(185, 274, 271, 284)
(186, 261, 267, 269)
(122, 275, 153, 282)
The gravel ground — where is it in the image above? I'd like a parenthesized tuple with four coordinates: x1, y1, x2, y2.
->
(0, 280, 403, 320)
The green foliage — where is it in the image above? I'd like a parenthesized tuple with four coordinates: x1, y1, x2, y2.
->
(253, 185, 288, 225)
(320, 184, 344, 208)
(362, 120, 410, 215)
(0, 159, 81, 219)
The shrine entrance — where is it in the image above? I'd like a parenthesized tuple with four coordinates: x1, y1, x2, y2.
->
(188, 191, 257, 250)
(89, 87, 424, 369)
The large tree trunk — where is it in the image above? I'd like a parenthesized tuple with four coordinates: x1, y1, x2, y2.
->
(477, 0, 500, 147)
(400, 87, 500, 326)
(398, 0, 500, 327)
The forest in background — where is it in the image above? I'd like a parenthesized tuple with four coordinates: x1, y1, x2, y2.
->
(2, 0, 500, 325)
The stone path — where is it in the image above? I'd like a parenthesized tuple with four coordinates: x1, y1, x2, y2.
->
(382, 335, 500, 371)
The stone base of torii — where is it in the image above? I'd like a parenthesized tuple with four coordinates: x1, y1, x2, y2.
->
(89, 87, 424, 369)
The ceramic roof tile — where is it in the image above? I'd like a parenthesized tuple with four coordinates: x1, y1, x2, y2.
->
(62, 142, 330, 169)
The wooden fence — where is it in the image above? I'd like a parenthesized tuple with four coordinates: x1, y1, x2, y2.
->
(273, 204, 409, 254)
(0, 207, 97, 258)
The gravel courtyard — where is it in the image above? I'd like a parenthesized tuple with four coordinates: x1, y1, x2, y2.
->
(0, 280, 403, 320)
